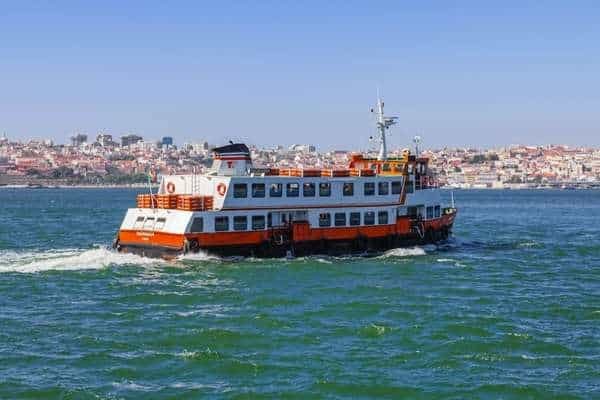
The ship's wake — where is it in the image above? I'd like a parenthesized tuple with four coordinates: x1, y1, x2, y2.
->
(0, 244, 440, 273)
(0, 248, 162, 273)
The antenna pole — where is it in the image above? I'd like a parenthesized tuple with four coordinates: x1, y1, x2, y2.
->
(371, 95, 398, 161)
(376, 98, 387, 160)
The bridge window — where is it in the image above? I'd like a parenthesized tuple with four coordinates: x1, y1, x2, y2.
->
(303, 182, 315, 197)
(364, 182, 375, 196)
(364, 211, 375, 225)
(319, 213, 331, 227)
(343, 182, 354, 196)
(426, 206, 434, 219)
(233, 183, 247, 198)
(286, 182, 300, 197)
(378, 211, 388, 225)
(190, 217, 203, 233)
(215, 216, 229, 231)
(349, 212, 361, 226)
(269, 183, 282, 197)
(434, 205, 441, 218)
(378, 182, 389, 195)
(252, 183, 265, 198)
(252, 215, 265, 230)
(334, 212, 346, 226)
(319, 182, 331, 197)
(391, 180, 403, 195)
(233, 216, 247, 231)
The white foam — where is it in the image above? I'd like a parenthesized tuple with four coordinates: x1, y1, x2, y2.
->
(176, 251, 221, 262)
(0, 248, 161, 273)
(379, 247, 427, 258)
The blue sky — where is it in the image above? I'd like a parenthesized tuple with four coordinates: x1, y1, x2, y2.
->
(1, 1, 599, 150)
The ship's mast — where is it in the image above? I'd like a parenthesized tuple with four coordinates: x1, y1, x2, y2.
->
(372, 97, 398, 160)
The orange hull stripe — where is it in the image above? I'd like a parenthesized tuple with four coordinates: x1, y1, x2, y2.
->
(119, 230, 185, 248)
(119, 215, 455, 249)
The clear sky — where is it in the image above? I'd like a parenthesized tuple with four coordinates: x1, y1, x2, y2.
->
(1, 1, 599, 150)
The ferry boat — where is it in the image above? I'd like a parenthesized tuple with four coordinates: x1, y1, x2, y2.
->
(114, 99, 457, 258)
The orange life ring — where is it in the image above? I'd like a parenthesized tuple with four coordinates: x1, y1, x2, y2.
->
(217, 183, 227, 196)
(166, 182, 175, 193)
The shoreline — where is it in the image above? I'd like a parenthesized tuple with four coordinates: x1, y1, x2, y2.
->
(0, 184, 159, 189)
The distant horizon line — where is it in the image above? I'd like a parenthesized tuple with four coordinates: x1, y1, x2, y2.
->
(2, 135, 599, 153)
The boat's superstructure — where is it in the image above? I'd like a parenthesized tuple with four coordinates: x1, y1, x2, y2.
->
(115, 100, 457, 258)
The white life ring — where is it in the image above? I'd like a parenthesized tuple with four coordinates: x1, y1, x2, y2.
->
(166, 182, 175, 193)
(217, 183, 227, 196)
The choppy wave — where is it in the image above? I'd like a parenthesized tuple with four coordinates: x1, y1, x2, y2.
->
(0, 248, 161, 273)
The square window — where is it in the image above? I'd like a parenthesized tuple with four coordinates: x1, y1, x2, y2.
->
(269, 183, 282, 197)
(233, 216, 247, 231)
(349, 212, 361, 226)
(319, 182, 331, 196)
(303, 182, 315, 197)
(434, 206, 441, 218)
(426, 206, 434, 219)
(143, 217, 155, 230)
(319, 213, 331, 227)
(252, 215, 265, 230)
(252, 183, 265, 198)
(364, 182, 375, 196)
(391, 180, 403, 195)
(334, 212, 346, 226)
(343, 182, 354, 196)
(190, 217, 203, 232)
(134, 216, 145, 229)
(233, 183, 247, 198)
(378, 211, 388, 225)
(378, 182, 389, 195)
(155, 217, 166, 230)
(287, 182, 300, 197)
(215, 216, 229, 231)
(364, 211, 375, 225)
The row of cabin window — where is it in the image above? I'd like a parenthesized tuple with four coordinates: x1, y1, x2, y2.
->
(233, 181, 404, 198)
(318, 210, 389, 227)
(190, 210, 391, 233)
(189, 215, 266, 232)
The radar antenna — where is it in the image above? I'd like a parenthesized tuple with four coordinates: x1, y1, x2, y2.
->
(370, 96, 398, 160)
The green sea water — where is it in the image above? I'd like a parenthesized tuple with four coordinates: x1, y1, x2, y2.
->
(0, 188, 598, 399)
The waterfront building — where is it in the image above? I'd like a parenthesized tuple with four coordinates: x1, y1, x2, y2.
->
(121, 134, 143, 147)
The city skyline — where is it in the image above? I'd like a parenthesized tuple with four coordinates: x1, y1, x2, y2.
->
(1, 1, 599, 148)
